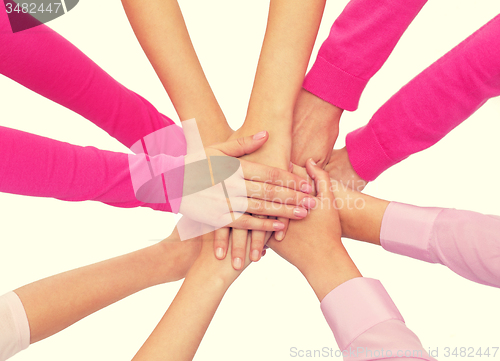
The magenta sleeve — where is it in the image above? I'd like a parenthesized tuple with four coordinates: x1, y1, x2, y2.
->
(346, 14, 500, 181)
(320, 278, 435, 361)
(0, 1, 171, 148)
(303, 0, 427, 111)
(0, 126, 185, 213)
(381, 202, 500, 288)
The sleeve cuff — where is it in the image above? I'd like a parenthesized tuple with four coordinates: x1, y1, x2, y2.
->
(380, 202, 443, 263)
(303, 56, 368, 112)
(0, 292, 30, 361)
(345, 124, 396, 182)
(320, 278, 404, 351)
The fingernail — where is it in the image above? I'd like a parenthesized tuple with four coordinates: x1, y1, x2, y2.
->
(253, 131, 267, 140)
(275, 231, 284, 241)
(293, 207, 307, 218)
(251, 250, 260, 261)
(273, 221, 285, 230)
(301, 183, 313, 193)
(262, 249, 267, 257)
(289, 162, 293, 172)
(302, 197, 316, 209)
(309, 158, 317, 166)
(216, 247, 224, 259)
(233, 257, 242, 270)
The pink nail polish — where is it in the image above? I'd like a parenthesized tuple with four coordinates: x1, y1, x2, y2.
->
(293, 207, 307, 218)
(309, 158, 317, 166)
(302, 197, 316, 209)
(301, 183, 313, 193)
(233, 257, 242, 269)
(251, 250, 260, 261)
(216, 247, 224, 259)
(273, 221, 285, 230)
(275, 231, 284, 241)
(253, 131, 267, 140)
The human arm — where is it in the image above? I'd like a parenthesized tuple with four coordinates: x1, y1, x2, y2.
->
(0, 229, 200, 360)
(120, 0, 232, 145)
(132, 230, 251, 361)
(269, 160, 435, 360)
(343, 13, 500, 182)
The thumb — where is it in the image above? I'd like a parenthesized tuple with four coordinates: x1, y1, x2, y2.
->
(305, 158, 333, 200)
(213, 131, 268, 157)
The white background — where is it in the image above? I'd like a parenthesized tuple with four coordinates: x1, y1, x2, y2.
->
(1, 0, 500, 360)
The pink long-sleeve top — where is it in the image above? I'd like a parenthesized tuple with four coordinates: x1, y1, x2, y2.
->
(0, 1, 185, 212)
(305, 1, 500, 182)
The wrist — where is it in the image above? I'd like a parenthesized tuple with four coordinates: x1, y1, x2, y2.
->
(301, 245, 362, 302)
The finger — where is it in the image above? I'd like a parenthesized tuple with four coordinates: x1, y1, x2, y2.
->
(246, 199, 308, 219)
(306, 158, 333, 201)
(231, 228, 249, 270)
(241, 160, 312, 193)
(274, 217, 289, 241)
(213, 131, 268, 157)
(250, 230, 266, 262)
(245, 180, 316, 208)
(213, 227, 230, 260)
(290, 162, 310, 181)
(230, 213, 286, 232)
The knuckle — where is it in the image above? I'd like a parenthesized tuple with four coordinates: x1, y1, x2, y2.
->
(268, 168, 281, 183)
(263, 182, 275, 199)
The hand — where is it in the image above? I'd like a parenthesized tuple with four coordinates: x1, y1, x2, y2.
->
(291, 89, 343, 169)
(268, 159, 362, 301)
(179, 131, 313, 236)
(325, 147, 367, 192)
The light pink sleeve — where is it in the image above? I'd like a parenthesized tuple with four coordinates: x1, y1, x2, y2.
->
(346, 14, 500, 181)
(0, 292, 30, 361)
(381, 202, 500, 288)
(320, 278, 435, 361)
(303, 0, 427, 111)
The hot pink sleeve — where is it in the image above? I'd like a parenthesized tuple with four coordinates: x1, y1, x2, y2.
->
(303, 0, 427, 111)
(381, 202, 500, 288)
(0, 126, 185, 213)
(320, 278, 435, 361)
(0, 1, 171, 148)
(346, 14, 500, 181)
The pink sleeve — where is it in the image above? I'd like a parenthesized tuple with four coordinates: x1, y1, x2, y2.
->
(0, 126, 185, 213)
(381, 202, 500, 288)
(0, 1, 171, 148)
(303, 0, 427, 111)
(0, 292, 30, 361)
(346, 14, 500, 181)
(321, 278, 435, 361)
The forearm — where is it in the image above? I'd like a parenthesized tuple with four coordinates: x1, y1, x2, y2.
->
(121, 0, 232, 144)
(15, 236, 194, 344)
(133, 261, 232, 361)
(244, 0, 325, 139)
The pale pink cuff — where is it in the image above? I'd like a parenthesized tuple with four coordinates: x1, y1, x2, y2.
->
(320, 278, 404, 351)
(380, 202, 443, 263)
(0, 292, 30, 361)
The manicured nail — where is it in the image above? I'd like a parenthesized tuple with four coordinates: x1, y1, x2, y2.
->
(309, 158, 317, 166)
(262, 249, 267, 257)
(293, 207, 307, 218)
(275, 231, 284, 241)
(273, 221, 285, 230)
(216, 247, 224, 259)
(301, 183, 313, 193)
(251, 250, 260, 261)
(289, 162, 293, 172)
(302, 197, 316, 209)
(253, 131, 267, 140)
(233, 257, 243, 269)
